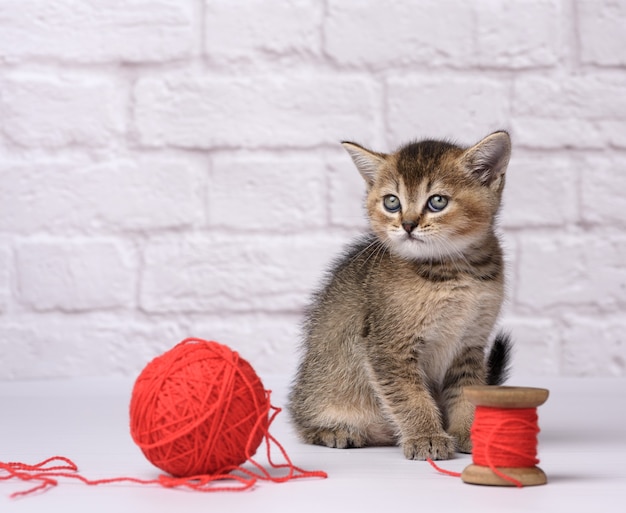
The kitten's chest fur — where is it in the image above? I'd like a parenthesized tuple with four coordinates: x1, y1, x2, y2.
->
(346, 236, 504, 385)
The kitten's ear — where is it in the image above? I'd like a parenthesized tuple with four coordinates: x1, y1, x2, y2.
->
(462, 131, 511, 186)
(341, 141, 386, 186)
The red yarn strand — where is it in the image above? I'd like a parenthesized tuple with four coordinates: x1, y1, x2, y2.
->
(1, 457, 258, 498)
(243, 403, 328, 483)
(426, 458, 462, 478)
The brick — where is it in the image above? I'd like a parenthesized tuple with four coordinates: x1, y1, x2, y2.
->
(513, 75, 626, 120)
(511, 118, 606, 149)
(562, 316, 626, 377)
(578, 0, 626, 66)
(208, 153, 326, 231)
(516, 234, 626, 310)
(328, 154, 369, 229)
(133, 75, 378, 149)
(324, 0, 474, 67)
(0, 315, 303, 379)
(205, 0, 321, 59)
(516, 235, 584, 310)
(500, 153, 578, 228)
(500, 316, 560, 377)
(580, 154, 626, 226)
(0, 321, 99, 378)
(386, 76, 510, 144)
(512, 75, 626, 148)
(0, 242, 9, 313)
(89, 320, 189, 376)
(0, 75, 125, 148)
(500, 232, 518, 301)
(474, 0, 559, 68)
(0, 323, 58, 379)
(188, 313, 302, 377)
(603, 121, 626, 149)
(0, 158, 204, 233)
(140, 234, 346, 313)
(0, 318, 185, 378)
(15, 240, 136, 312)
(0, 0, 193, 63)
(581, 236, 626, 309)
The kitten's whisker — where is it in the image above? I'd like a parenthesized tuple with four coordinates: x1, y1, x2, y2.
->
(360, 238, 389, 269)
(447, 241, 471, 274)
(345, 236, 388, 271)
(348, 238, 381, 265)
(431, 233, 468, 273)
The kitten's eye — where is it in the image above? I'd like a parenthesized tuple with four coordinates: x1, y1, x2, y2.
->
(427, 195, 448, 212)
(383, 195, 401, 213)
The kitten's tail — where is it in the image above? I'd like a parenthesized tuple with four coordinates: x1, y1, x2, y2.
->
(486, 331, 513, 386)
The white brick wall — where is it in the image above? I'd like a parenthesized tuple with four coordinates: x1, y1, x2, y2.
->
(0, 0, 195, 63)
(0, 159, 206, 232)
(16, 239, 137, 312)
(133, 74, 379, 148)
(0, 0, 624, 380)
(1, 74, 126, 148)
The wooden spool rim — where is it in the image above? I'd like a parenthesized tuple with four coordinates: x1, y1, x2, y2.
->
(463, 385, 549, 408)
(461, 464, 547, 487)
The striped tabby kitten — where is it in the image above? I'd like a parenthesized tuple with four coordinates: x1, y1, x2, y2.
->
(289, 131, 512, 460)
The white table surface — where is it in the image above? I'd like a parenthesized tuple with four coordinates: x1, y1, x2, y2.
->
(1, 376, 625, 513)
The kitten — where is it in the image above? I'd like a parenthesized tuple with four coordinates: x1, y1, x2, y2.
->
(288, 131, 512, 460)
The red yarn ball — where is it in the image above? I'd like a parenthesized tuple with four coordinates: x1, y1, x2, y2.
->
(129, 338, 269, 477)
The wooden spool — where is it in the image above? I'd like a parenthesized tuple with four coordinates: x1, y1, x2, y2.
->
(461, 386, 550, 487)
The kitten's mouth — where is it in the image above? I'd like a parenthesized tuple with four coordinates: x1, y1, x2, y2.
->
(405, 233, 425, 243)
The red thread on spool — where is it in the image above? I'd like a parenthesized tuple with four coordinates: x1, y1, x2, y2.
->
(2, 338, 327, 498)
(471, 406, 540, 481)
(429, 386, 549, 487)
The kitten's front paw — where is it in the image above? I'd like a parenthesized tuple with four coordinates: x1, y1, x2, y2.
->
(306, 427, 366, 449)
(402, 433, 455, 460)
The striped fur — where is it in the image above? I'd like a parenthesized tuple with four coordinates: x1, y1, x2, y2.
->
(289, 132, 512, 460)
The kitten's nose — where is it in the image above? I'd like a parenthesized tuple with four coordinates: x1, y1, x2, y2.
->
(402, 221, 417, 233)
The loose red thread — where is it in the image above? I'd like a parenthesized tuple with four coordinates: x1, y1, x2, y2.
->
(2, 338, 327, 498)
(428, 406, 541, 487)
(426, 458, 462, 478)
(1, 410, 325, 499)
